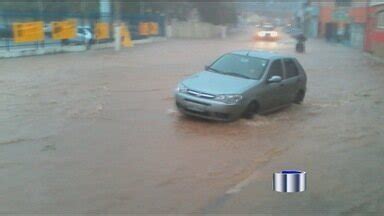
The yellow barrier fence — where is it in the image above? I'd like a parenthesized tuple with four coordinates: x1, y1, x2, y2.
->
(138, 22, 150, 36)
(148, 22, 159, 35)
(95, 22, 110, 40)
(12, 21, 44, 43)
(120, 24, 133, 47)
(51, 19, 77, 40)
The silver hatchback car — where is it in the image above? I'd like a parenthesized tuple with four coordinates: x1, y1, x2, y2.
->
(175, 50, 307, 121)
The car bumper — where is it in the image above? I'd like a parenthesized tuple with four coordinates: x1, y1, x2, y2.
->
(175, 92, 245, 121)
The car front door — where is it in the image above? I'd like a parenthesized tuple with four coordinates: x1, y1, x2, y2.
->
(262, 59, 286, 110)
(282, 58, 301, 103)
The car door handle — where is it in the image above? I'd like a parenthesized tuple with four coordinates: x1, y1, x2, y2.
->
(279, 83, 285, 87)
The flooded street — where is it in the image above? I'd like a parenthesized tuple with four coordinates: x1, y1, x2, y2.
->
(1, 31, 384, 214)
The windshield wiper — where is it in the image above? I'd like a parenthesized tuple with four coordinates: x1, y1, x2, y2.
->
(206, 66, 223, 74)
(207, 67, 251, 79)
(223, 72, 251, 79)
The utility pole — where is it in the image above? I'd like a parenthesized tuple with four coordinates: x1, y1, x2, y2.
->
(99, 0, 112, 22)
(81, 0, 86, 18)
(364, 0, 371, 52)
(111, 0, 121, 51)
(113, 0, 121, 23)
(366, 0, 370, 22)
(37, 0, 44, 18)
(140, 1, 145, 14)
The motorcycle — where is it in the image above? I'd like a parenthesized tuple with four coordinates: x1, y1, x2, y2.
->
(296, 41, 305, 53)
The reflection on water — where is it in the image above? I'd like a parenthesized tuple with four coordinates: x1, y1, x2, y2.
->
(170, 107, 296, 138)
(252, 40, 293, 50)
(252, 41, 279, 50)
(169, 100, 333, 139)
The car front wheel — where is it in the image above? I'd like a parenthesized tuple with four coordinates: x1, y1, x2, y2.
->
(294, 90, 305, 104)
(242, 101, 259, 119)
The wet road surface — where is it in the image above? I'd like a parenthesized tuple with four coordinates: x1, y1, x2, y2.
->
(1, 30, 383, 214)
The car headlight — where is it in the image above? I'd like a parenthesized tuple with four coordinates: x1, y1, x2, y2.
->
(175, 84, 188, 93)
(257, 32, 265, 37)
(271, 31, 278, 37)
(214, 94, 242, 105)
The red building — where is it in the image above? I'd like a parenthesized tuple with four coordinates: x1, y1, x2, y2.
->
(315, 0, 384, 58)
(316, 1, 335, 38)
(315, 1, 367, 45)
(365, 3, 384, 58)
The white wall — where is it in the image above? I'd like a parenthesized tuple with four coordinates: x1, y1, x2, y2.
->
(167, 21, 226, 39)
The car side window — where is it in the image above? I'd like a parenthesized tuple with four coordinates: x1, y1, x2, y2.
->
(284, 59, 299, 78)
(268, 60, 283, 78)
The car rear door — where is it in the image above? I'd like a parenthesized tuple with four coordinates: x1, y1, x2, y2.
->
(282, 58, 301, 103)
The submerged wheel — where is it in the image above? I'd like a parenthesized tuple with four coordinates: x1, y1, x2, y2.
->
(294, 90, 305, 104)
(243, 101, 259, 119)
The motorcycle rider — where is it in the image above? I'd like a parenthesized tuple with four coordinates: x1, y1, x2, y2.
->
(295, 33, 307, 53)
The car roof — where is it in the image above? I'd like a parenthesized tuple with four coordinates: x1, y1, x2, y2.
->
(229, 50, 291, 60)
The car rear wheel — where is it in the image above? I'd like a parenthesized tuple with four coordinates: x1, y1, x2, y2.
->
(243, 101, 259, 119)
(294, 90, 305, 104)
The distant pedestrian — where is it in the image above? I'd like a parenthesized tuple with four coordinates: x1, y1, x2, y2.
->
(325, 30, 331, 41)
(295, 33, 307, 53)
(85, 39, 91, 50)
(337, 26, 345, 43)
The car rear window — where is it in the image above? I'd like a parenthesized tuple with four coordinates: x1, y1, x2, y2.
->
(268, 60, 284, 78)
(284, 59, 299, 78)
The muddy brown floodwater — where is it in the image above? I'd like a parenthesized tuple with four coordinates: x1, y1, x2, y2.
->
(0, 30, 383, 214)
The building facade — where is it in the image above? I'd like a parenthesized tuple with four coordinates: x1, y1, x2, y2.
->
(315, 0, 368, 46)
(314, 0, 384, 58)
(295, 2, 319, 38)
(365, 3, 384, 58)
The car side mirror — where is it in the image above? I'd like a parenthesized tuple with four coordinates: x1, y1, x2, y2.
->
(267, 75, 282, 83)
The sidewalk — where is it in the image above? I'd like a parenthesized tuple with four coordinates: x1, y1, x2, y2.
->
(0, 37, 167, 59)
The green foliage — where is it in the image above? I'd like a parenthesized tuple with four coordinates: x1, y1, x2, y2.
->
(0, 0, 99, 14)
(193, 1, 238, 25)
(0, 0, 238, 25)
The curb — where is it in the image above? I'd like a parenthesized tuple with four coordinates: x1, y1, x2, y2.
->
(363, 52, 384, 64)
(90, 37, 167, 50)
(0, 37, 167, 58)
(0, 45, 86, 59)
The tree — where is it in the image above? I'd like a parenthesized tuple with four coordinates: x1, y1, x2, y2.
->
(0, 0, 99, 15)
(193, 1, 238, 25)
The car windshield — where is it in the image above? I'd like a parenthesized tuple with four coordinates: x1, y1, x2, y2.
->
(263, 26, 275, 31)
(208, 54, 269, 80)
